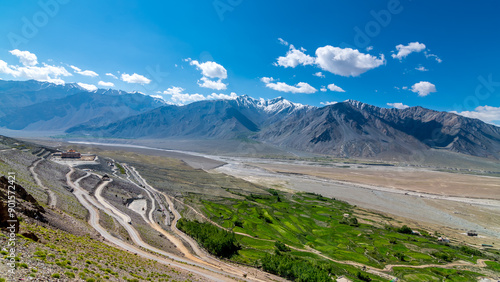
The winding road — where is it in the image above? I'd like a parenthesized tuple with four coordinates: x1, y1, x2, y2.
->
(121, 164, 277, 281)
(29, 158, 57, 208)
(66, 166, 254, 281)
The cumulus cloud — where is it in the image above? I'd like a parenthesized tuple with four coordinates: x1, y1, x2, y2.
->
(321, 101, 337, 106)
(197, 77, 227, 90)
(77, 82, 97, 91)
(410, 81, 436, 97)
(261, 77, 317, 94)
(315, 46, 385, 77)
(106, 73, 118, 79)
(261, 77, 274, 84)
(451, 106, 500, 125)
(320, 86, 327, 92)
(187, 59, 229, 90)
(327, 83, 345, 92)
(313, 72, 325, 78)
(70, 65, 99, 77)
(121, 73, 151, 84)
(9, 50, 38, 66)
(275, 45, 315, 68)
(274, 43, 385, 77)
(0, 52, 72, 85)
(98, 81, 114, 87)
(392, 42, 426, 60)
(188, 59, 227, 79)
(162, 86, 205, 104)
(387, 102, 410, 109)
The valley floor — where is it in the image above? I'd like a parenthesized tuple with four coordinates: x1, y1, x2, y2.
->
(55, 141, 500, 245)
(213, 157, 500, 246)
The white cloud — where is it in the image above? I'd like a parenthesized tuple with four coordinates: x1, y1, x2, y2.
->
(106, 73, 118, 79)
(321, 101, 337, 106)
(392, 42, 426, 60)
(320, 86, 327, 92)
(313, 72, 325, 78)
(315, 46, 385, 77)
(366, 46, 374, 52)
(410, 81, 436, 97)
(0, 60, 71, 85)
(0, 50, 72, 85)
(197, 77, 227, 90)
(208, 92, 238, 100)
(327, 83, 345, 92)
(188, 59, 227, 79)
(425, 52, 442, 63)
(275, 45, 315, 68)
(9, 50, 38, 66)
(261, 77, 317, 94)
(77, 82, 97, 91)
(278, 38, 289, 46)
(161, 86, 205, 104)
(121, 73, 151, 84)
(451, 106, 500, 125)
(415, 66, 428, 72)
(98, 81, 114, 87)
(261, 77, 274, 84)
(70, 65, 99, 77)
(387, 102, 410, 109)
(273, 44, 384, 77)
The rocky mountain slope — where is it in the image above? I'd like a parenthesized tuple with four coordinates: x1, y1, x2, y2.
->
(67, 95, 313, 139)
(69, 98, 500, 160)
(0, 80, 164, 131)
(258, 100, 500, 159)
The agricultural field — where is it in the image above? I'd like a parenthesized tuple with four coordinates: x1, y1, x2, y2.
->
(188, 189, 497, 281)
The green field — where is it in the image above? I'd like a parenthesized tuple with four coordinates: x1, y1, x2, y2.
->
(186, 189, 497, 281)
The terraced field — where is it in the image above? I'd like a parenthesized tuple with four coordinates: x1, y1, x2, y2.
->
(192, 190, 497, 281)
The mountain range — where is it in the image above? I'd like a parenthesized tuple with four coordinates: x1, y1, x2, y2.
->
(0, 80, 164, 131)
(1, 80, 499, 159)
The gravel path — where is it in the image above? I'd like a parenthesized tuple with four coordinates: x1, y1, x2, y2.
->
(29, 158, 57, 208)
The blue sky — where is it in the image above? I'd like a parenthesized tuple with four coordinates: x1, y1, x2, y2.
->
(0, 0, 499, 124)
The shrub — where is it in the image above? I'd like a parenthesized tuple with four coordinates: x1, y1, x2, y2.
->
(177, 219, 240, 258)
(51, 273, 61, 278)
(234, 220, 243, 228)
(274, 241, 291, 252)
(65, 271, 75, 278)
(397, 225, 413, 234)
(357, 272, 372, 281)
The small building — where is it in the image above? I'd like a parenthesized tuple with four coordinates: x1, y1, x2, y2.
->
(102, 174, 111, 181)
(61, 149, 81, 159)
(437, 237, 450, 243)
(467, 230, 478, 236)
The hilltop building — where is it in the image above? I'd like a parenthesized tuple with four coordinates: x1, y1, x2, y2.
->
(61, 149, 81, 159)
